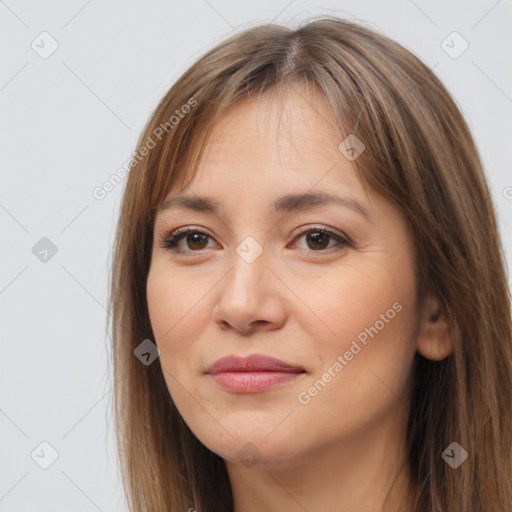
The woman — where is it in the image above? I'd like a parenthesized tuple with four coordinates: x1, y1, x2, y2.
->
(108, 16, 512, 511)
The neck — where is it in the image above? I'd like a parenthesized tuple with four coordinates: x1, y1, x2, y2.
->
(225, 407, 413, 512)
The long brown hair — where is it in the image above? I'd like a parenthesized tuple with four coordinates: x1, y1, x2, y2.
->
(108, 16, 512, 511)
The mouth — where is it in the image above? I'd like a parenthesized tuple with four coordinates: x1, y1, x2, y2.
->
(205, 353, 306, 393)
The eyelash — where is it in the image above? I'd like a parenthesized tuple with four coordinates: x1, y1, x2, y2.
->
(158, 225, 353, 256)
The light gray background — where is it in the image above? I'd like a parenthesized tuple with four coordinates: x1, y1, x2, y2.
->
(1, 1, 511, 510)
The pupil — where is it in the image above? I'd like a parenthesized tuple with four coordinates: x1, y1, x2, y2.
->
(308, 232, 328, 250)
(189, 233, 207, 249)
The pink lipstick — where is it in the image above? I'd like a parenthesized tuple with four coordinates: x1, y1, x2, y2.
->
(205, 354, 306, 392)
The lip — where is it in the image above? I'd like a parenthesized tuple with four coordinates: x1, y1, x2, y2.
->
(206, 354, 305, 374)
(205, 354, 306, 393)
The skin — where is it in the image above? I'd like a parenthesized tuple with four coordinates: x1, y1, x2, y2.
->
(146, 86, 452, 512)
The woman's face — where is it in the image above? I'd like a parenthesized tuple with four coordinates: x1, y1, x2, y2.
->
(146, 87, 420, 469)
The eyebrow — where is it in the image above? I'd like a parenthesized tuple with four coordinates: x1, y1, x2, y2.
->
(157, 191, 371, 221)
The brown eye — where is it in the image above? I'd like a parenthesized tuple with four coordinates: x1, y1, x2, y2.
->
(305, 231, 330, 250)
(160, 225, 352, 256)
(291, 227, 351, 253)
(185, 233, 209, 250)
(160, 228, 214, 252)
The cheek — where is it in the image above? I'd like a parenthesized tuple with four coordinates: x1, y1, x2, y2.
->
(147, 263, 203, 340)
(146, 267, 200, 413)
(146, 265, 199, 372)
(299, 261, 408, 341)
(146, 262, 218, 400)
(293, 293, 416, 444)
(303, 259, 417, 389)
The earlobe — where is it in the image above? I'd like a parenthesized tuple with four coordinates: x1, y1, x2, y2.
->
(416, 295, 454, 361)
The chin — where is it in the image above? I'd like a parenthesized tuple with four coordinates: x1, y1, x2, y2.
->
(190, 421, 304, 469)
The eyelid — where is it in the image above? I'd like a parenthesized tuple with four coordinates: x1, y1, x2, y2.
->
(158, 225, 217, 253)
(291, 224, 353, 247)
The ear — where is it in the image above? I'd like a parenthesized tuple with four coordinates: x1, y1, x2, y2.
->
(416, 295, 454, 361)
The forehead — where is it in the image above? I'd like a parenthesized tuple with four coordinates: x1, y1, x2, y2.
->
(207, 87, 340, 154)
(170, 87, 365, 200)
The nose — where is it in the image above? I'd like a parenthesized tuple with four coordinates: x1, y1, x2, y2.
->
(212, 247, 287, 335)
